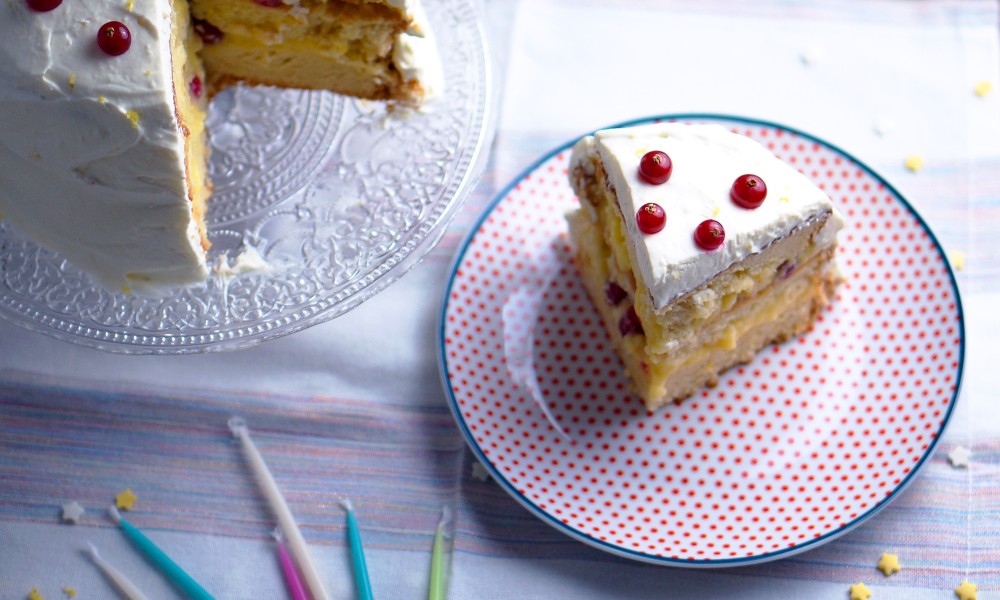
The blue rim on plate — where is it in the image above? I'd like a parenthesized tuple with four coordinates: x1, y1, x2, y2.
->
(437, 113, 966, 567)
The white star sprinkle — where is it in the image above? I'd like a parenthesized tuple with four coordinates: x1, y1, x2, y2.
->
(948, 445, 971, 468)
(800, 45, 826, 66)
(471, 461, 492, 482)
(61, 501, 85, 524)
(873, 118, 896, 137)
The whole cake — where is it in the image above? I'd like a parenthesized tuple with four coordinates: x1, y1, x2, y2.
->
(0, 0, 441, 293)
(567, 122, 843, 411)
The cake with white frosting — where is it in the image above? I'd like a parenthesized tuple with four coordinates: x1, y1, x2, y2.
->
(567, 123, 843, 411)
(0, 0, 441, 293)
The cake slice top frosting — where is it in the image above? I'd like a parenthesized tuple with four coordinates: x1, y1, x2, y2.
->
(570, 122, 843, 309)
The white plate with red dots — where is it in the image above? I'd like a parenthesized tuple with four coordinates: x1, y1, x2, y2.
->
(438, 114, 965, 567)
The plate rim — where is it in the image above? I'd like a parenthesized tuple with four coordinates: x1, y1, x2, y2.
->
(437, 112, 967, 567)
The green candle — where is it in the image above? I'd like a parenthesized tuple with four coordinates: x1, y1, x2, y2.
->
(427, 508, 449, 600)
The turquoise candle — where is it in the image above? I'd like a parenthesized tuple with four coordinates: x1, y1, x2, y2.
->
(427, 509, 448, 600)
(109, 507, 216, 600)
(340, 499, 374, 600)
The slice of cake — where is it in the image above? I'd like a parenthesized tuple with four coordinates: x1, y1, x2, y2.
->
(0, 0, 441, 294)
(567, 123, 843, 411)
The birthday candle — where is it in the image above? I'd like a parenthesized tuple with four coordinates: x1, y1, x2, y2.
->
(272, 529, 309, 600)
(229, 417, 331, 600)
(85, 541, 151, 600)
(108, 507, 215, 600)
(427, 508, 450, 600)
(339, 499, 373, 600)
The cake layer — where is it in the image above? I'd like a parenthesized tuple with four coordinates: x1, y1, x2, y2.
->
(570, 205, 837, 409)
(191, 0, 441, 102)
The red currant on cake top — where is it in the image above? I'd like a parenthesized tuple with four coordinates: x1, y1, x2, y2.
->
(636, 203, 666, 234)
(26, 0, 62, 11)
(638, 150, 673, 184)
(730, 173, 767, 208)
(97, 21, 131, 56)
(693, 219, 725, 250)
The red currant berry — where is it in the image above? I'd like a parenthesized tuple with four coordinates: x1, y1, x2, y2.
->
(618, 306, 644, 337)
(730, 174, 767, 208)
(604, 281, 628, 306)
(189, 76, 203, 100)
(192, 19, 224, 44)
(26, 0, 62, 11)
(638, 150, 673, 184)
(636, 203, 666, 234)
(97, 21, 131, 56)
(693, 219, 726, 250)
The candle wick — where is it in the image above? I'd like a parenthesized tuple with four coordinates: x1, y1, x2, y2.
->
(109, 505, 123, 525)
(227, 416, 249, 438)
(438, 506, 452, 529)
(337, 497, 353, 512)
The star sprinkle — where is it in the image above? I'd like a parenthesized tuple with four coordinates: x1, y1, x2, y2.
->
(949, 250, 966, 271)
(877, 552, 900, 576)
(61, 587, 76, 599)
(115, 488, 137, 511)
(955, 580, 977, 600)
(873, 118, 896, 137)
(471, 461, 492, 482)
(904, 155, 925, 173)
(849, 582, 872, 600)
(800, 44, 826, 66)
(28, 588, 44, 600)
(61, 501, 85, 524)
(974, 80, 993, 97)
(948, 445, 971, 468)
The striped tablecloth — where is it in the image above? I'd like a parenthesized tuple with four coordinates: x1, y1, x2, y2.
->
(2, 1, 999, 598)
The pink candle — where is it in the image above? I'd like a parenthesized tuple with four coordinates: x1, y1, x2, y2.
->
(273, 529, 309, 600)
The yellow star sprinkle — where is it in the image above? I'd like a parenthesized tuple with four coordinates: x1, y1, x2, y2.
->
(28, 588, 44, 600)
(126, 109, 141, 129)
(98, 96, 107, 104)
(877, 552, 900, 576)
(955, 580, 977, 600)
(68, 73, 76, 89)
(974, 81, 993, 97)
(849, 583, 872, 600)
(904, 155, 925, 173)
(711, 206, 720, 217)
(948, 251, 966, 271)
(62, 587, 76, 599)
(125, 0, 135, 11)
(115, 488, 137, 510)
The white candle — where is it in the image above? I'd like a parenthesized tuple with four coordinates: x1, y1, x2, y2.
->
(85, 542, 151, 600)
(229, 417, 331, 600)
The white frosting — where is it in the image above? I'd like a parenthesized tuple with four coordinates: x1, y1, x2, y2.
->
(0, 0, 208, 293)
(393, 0, 443, 100)
(572, 123, 843, 309)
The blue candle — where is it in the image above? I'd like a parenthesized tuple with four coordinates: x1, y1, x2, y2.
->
(109, 507, 216, 600)
(339, 499, 374, 600)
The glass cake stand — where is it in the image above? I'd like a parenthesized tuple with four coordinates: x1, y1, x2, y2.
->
(0, 0, 494, 354)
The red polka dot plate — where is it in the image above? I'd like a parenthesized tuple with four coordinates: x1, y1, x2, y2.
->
(438, 115, 965, 566)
